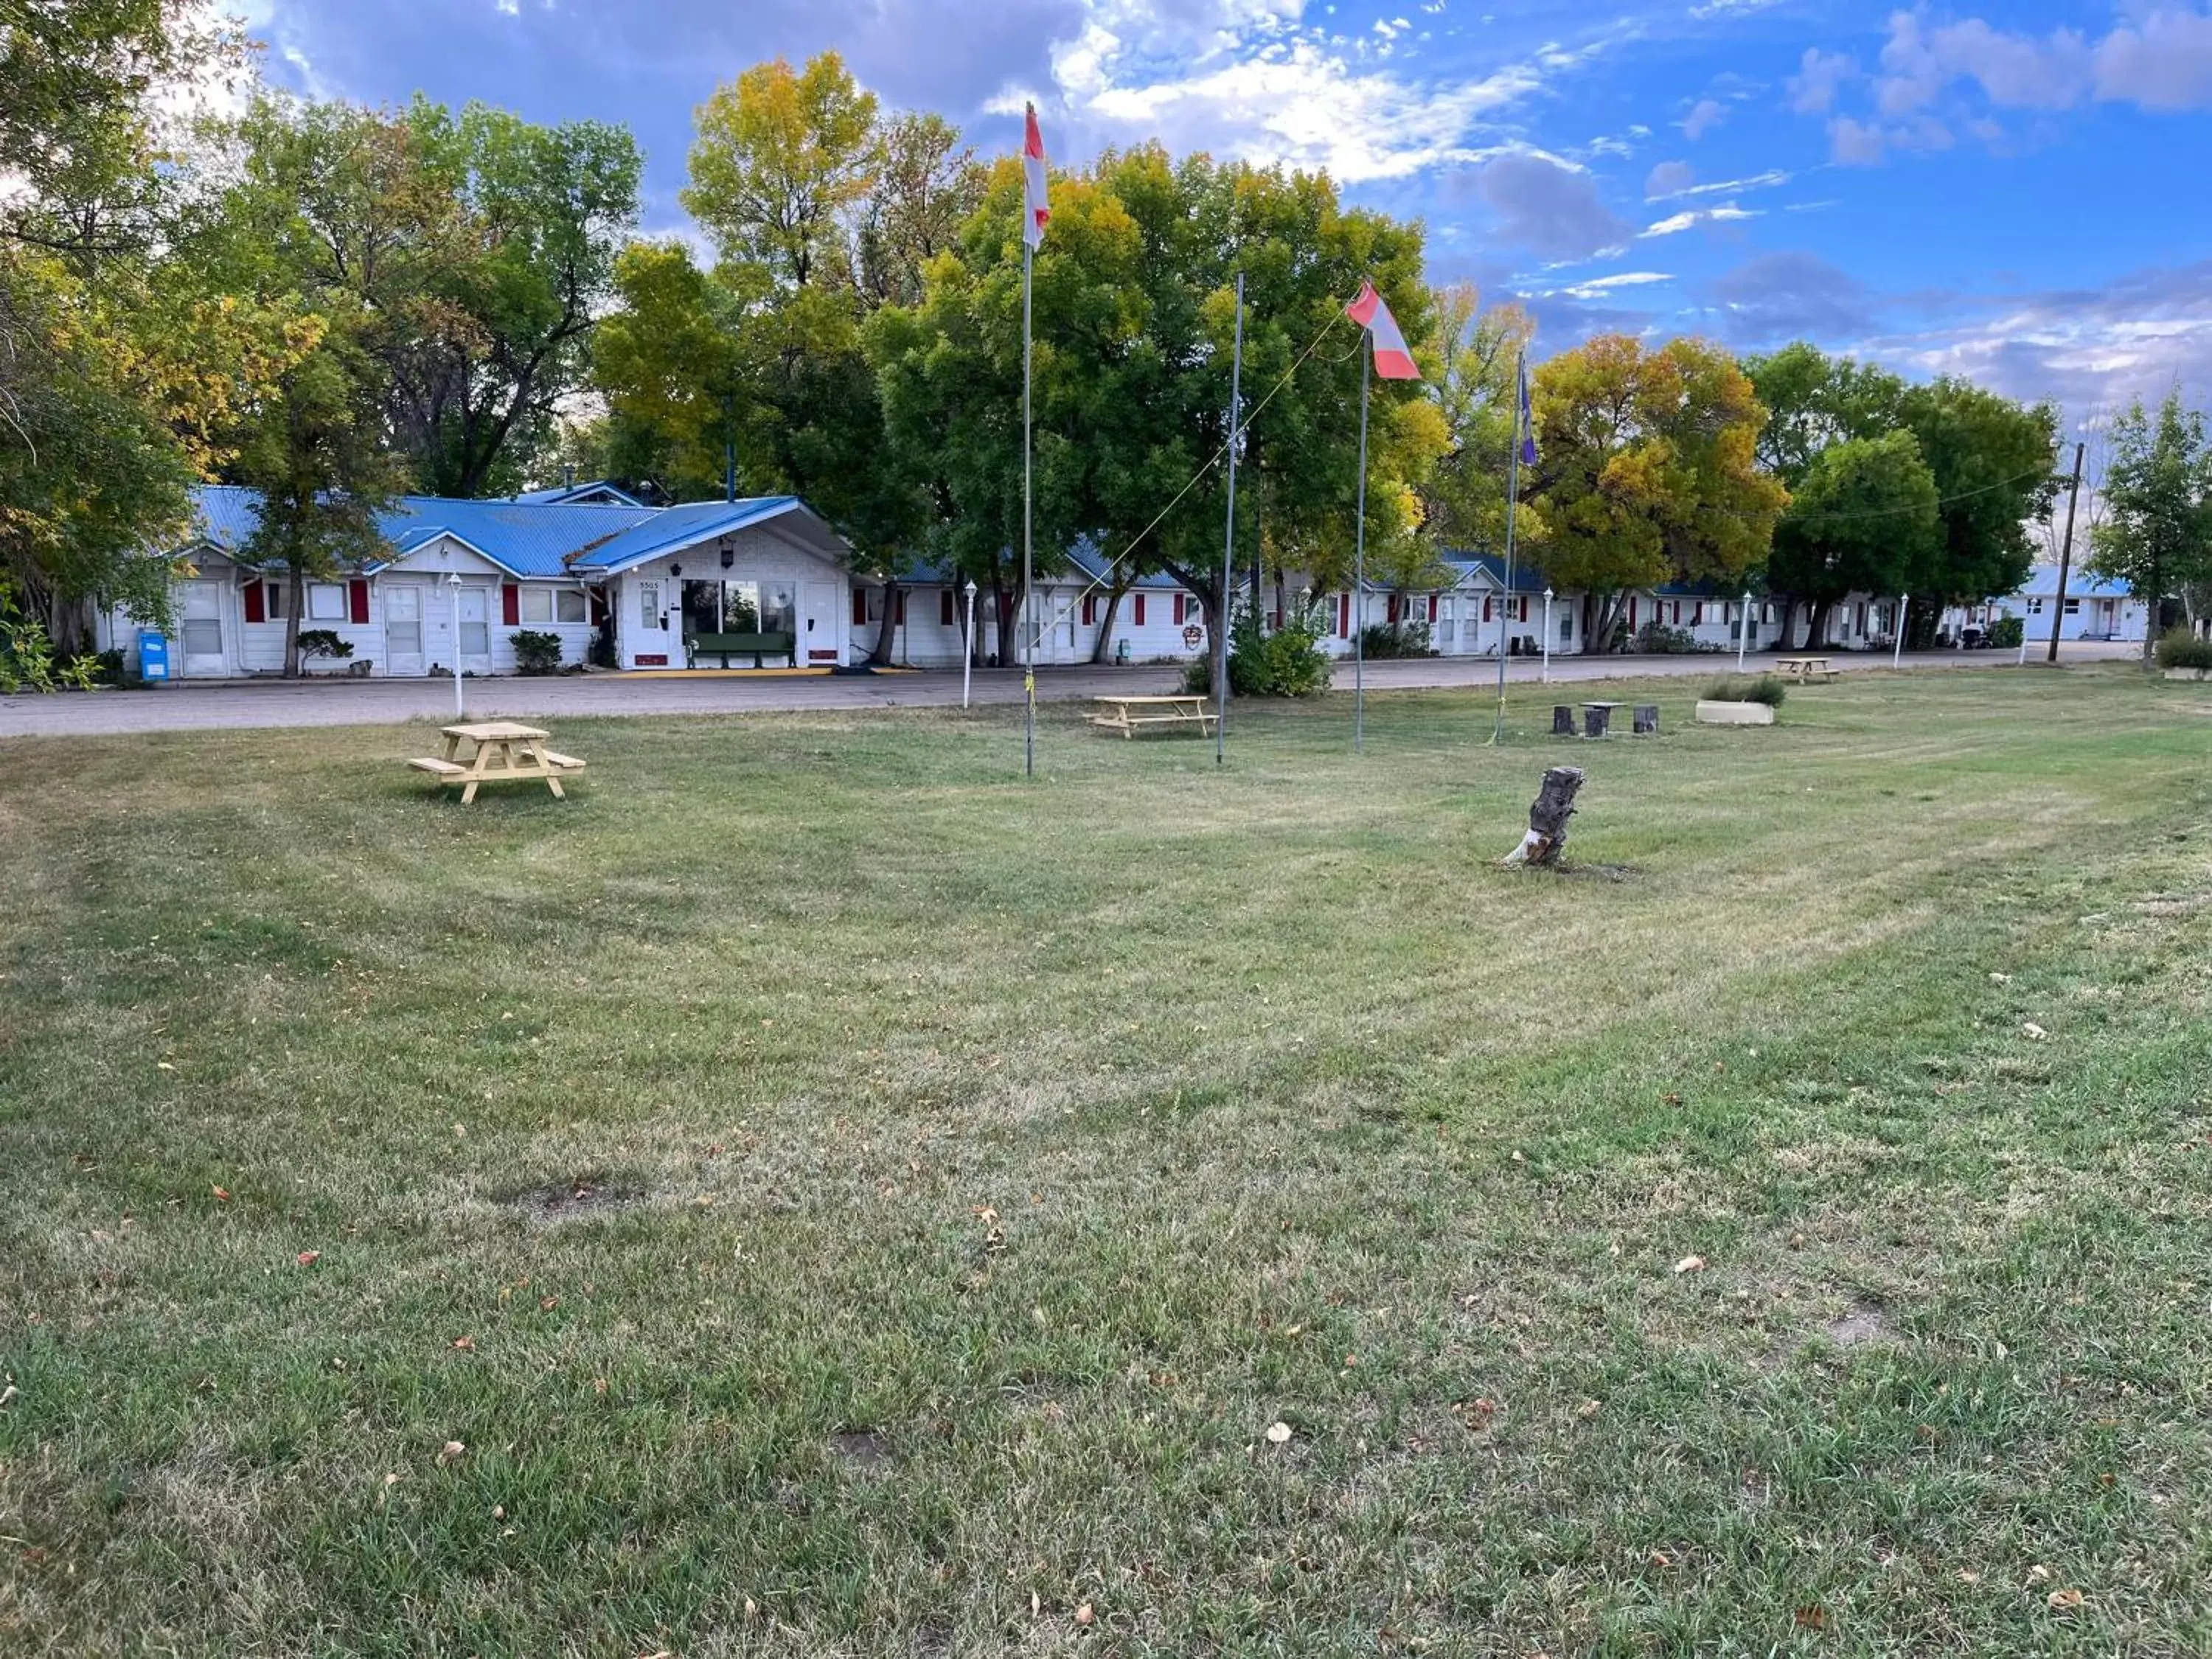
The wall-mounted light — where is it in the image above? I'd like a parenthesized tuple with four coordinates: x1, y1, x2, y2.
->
(720, 545, 734, 569)
(670, 563, 683, 579)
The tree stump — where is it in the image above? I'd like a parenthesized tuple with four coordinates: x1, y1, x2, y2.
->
(1583, 704, 1612, 740)
(1633, 704, 1658, 735)
(1503, 765, 1585, 868)
(1552, 705, 1579, 737)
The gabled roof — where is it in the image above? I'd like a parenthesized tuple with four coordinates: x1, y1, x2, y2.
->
(566, 496, 849, 574)
(1441, 552, 1549, 594)
(512, 480, 646, 508)
(2016, 564, 2134, 599)
(1062, 538, 1186, 592)
(188, 484, 661, 579)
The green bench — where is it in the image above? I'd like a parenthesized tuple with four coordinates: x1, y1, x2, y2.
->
(686, 630, 796, 669)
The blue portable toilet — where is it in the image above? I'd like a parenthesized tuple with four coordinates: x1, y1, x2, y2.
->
(138, 630, 171, 684)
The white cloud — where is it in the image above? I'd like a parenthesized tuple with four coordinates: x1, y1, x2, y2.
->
(1828, 114, 1886, 166)
(1554, 271, 1674, 300)
(1680, 96, 1728, 139)
(1649, 167, 1790, 201)
(1788, 48, 1854, 116)
(1644, 159, 1694, 199)
(1642, 204, 1760, 237)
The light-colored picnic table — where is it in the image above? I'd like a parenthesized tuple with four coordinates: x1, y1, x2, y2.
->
(1773, 655, 1837, 682)
(408, 720, 586, 803)
(1087, 693, 1218, 739)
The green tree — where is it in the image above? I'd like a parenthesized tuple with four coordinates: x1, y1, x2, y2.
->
(2088, 391, 2212, 664)
(217, 93, 641, 496)
(1765, 432, 1941, 644)
(1417, 281, 1537, 557)
(1525, 335, 1786, 651)
(1896, 375, 2059, 617)
(232, 310, 410, 677)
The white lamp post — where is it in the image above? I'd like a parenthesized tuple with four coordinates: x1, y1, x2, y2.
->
(1893, 594, 1908, 669)
(961, 578, 978, 709)
(1541, 588, 1554, 683)
(1736, 588, 1753, 671)
(446, 570, 465, 718)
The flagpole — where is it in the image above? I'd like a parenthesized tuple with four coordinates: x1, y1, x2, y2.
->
(1492, 349, 1526, 746)
(1353, 340, 1370, 754)
(1022, 235, 1035, 779)
(1217, 271, 1243, 768)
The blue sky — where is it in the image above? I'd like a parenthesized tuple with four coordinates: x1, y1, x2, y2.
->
(237, 1, 2212, 423)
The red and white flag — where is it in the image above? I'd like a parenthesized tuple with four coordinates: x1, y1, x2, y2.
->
(1346, 279, 1420, 380)
(1023, 103, 1050, 248)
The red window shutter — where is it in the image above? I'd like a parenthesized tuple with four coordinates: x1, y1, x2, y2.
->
(939, 591, 954, 627)
(1338, 594, 1350, 637)
(1082, 595, 1096, 627)
(501, 583, 520, 626)
(349, 580, 370, 625)
(243, 580, 265, 624)
(1427, 594, 1439, 624)
(1630, 598, 1639, 628)
(852, 590, 868, 625)
(1483, 595, 1492, 622)
(1133, 594, 1147, 627)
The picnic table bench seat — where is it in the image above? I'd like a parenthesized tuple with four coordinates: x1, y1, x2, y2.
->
(1087, 694, 1217, 738)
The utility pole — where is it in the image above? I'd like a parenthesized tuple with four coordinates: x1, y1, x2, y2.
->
(2046, 441, 2085, 664)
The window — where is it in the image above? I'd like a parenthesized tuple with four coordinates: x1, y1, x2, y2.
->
(2027, 597, 2045, 615)
(307, 582, 346, 622)
(639, 580, 661, 629)
(939, 590, 955, 628)
(521, 588, 555, 624)
(265, 582, 289, 620)
(1559, 614, 1573, 641)
(2064, 598, 2081, 615)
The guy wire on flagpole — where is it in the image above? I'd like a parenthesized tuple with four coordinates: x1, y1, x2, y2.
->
(1352, 334, 1371, 755)
(1028, 304, 1352, 646)
(1021, 234, 1036, 779)
(1491, 348, 1526, 747)
(1217, 271, 1243, 768)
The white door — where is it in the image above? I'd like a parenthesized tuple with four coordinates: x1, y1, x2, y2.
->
(456, 585, 491, 673)
(384, 583, 425, 676)
(1439, 596, 1457, 651)
(181, 580, 228, 678)
(801, 581, 840, 665)
(631, 577, 675, 666)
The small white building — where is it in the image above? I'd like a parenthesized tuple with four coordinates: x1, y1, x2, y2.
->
(102, 485, 860, 679)
(1993, 566, 2148, 644)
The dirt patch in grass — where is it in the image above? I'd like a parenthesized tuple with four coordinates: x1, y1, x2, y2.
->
(830, 1429, 891, 1472)
(1824, 1302, 1890, 1346)
(498, 1172, 651, 1223)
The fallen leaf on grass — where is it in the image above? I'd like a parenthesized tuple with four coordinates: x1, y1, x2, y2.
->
(1265, 1422, 1293, 1444)
(156, 1062, 175, 1072)
(2022, 1022, 2048, 1041)
(1674, 1256, 1707, 1275)
(1989, 972, 2012, 984)
(1795, 1604, 1829, 1630)
(211, 1186, 231, 1203)
(438, 1441, 466, 1465)
(540, 1296, 559, 1312)
(451, 1337, 476, 1352)
(296, 1251, 320, 1267)
(1075, 1604, 1095, 1627)
(2047, 1588, 2086, 1610)
(2026, 1565, 2052, 1585)
(1576, 1399, 1601, 1419)
(0, 1384, 17, 1409)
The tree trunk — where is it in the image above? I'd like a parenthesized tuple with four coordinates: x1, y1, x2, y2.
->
(1089, 585, 1127, 664)
(988, 574, 1009, 668)
(1503, 766, 1585, 868)
(284, 566, 305, 679)
(1804, 599, 1833, 651)
(866, 577, 901, 666)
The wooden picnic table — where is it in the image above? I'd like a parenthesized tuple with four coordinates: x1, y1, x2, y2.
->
(408, 720, 585, 803)
(1773, 655, 1837, 682)
(1087, 693, 1218, 739)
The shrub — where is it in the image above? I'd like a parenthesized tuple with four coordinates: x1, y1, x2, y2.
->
(296, 628, 353, 664)
(1703, 672, 1787, 708)
(2155, 627, 2212, 671)
(1357, 619, 1433, 660)
(1632, 621, 1706, 655)
(0, 598, 103, 693)
(1986, 616, 2025, 650)
(510, 630, 563, 675)
(1183, 602, 1333, 699)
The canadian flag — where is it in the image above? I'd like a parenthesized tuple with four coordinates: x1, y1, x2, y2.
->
(1023, 103, 1049, 248)
(1346, 279, 1420, 380)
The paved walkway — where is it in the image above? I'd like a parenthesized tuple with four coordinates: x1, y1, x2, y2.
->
(0, 644, 2138, 739)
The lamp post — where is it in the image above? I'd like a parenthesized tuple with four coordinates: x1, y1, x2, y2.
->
(961, 579, 977, 709)
(1541, 588, 1554, 684)
(446, 571, 464, 718)
(1893, 594, 1908, 669)
(1736, 588, 1753, 671)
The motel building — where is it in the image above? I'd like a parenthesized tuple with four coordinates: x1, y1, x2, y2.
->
(102, 484, 863, 680)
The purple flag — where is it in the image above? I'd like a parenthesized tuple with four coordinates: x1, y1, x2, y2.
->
(1517, 355, 1538, 467)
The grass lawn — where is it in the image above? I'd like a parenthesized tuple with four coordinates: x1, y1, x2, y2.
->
(4, 667, 2211, 1657)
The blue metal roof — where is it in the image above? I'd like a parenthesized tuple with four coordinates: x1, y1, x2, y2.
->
(188, 484, 661, 578)
(512, 480, 645, 507)
(1440, 552, 1549, 594)
(566, 497, 816, 573)
(2016, 564, 2133, 599)
(1062, 538, 1186, 591)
